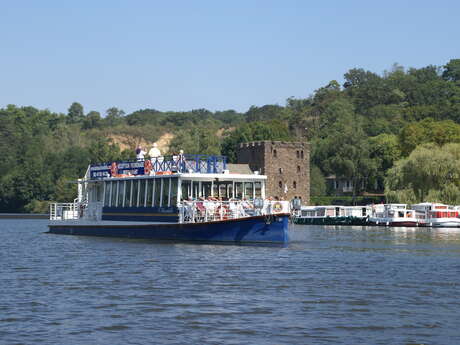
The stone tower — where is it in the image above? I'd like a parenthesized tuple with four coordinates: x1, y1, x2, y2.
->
(236, 141, 310, 203)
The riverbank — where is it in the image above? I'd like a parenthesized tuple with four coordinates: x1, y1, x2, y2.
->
(0, 213, 48, 219)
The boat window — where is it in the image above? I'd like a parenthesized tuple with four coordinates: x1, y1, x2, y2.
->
(192, 181, 199, 199)
(146, 179, 153, 207)
(95, 183, 103, 202)
(125, 180, 132, 207)
(154, 179, 161, 206)
(202, 182, 212, 198)
(235, 182, 243, 199)
(111, 181, 118, 207)
(218, 184, 227, 199)
(254, 182, 262, 198)
(398, 211, 404, 218)
(181, 180, 191, 200)
(227, 183, 234, 199)
(212, 182, 218, 197)
(132, 180, 139, 207)
(244, 182, 254, 200)
(118, 181, 125, 207)
(139, 179, 146, 207)
(162, 178, 170, 207)
(170, 177, 178, 206)
(104, 181, 111, 206)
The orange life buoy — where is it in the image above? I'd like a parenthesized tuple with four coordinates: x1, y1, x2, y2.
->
(273, 202, 283, 213)
(144, 160, 153, 175)
(110, 162, 118, 177)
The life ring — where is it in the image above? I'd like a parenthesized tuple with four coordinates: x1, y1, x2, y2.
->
(110, 162, 118, 177)
(144, 160, 153, 175)
(272, 202, 283, 213)
(216, 205, 230, 220)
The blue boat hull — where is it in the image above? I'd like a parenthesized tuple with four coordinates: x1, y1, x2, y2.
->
(48, 214, 289, 244)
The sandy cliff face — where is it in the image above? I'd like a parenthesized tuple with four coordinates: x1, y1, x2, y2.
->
(108, 132, 175, 153)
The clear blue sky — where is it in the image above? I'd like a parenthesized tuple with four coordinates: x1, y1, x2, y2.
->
(1, 0, 459, 115)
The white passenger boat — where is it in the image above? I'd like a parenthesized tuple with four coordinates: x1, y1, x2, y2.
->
(368, 204, 418, 227)
(48, 154, 290, 244)
(412, 203, 460, 227)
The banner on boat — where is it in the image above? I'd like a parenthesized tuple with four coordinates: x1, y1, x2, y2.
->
(89, 162, 145, 179)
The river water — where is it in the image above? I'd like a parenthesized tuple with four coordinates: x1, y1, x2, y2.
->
(1, 220, 460, 345)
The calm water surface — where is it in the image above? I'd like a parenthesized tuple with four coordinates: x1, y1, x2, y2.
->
(1, 220, 460, 345)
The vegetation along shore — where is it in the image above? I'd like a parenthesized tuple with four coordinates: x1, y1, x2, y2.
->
(1, 59, 459, 213)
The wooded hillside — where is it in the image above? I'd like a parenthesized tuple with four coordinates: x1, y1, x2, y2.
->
(1, 59, 460, 212)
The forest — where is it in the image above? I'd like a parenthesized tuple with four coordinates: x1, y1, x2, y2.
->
(1, 59, 460, 212)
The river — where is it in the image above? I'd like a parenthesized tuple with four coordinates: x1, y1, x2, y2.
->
(1, 219, 460, 344)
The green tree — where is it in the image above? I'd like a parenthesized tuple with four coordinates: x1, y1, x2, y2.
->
(82, 111, 102, 129)
(105, 107, 125, 126)
(310, 164, 326, 196)
(442, 59, 460, 83)
(385, 143, 460, 203)
(368, 134, 401, 190)
(67, 102, 84, 123)
(221, 120, 291, 162)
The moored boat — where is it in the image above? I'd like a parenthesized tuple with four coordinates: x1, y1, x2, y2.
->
(48, 154, 290, 244)
(412, 202, 460, 227)
(368, 204, 418, 227)
(292, 205, 371, 226)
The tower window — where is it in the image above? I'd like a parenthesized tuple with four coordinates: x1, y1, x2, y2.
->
(293, 181, 297, 189)
(273, 149, 277, 158)
(279, 167, 283, 174)
(301, 150, 304, 159)
(297, 165, 301, 173)
(279, 181, 282, 188)
(296, 150, 300, 158)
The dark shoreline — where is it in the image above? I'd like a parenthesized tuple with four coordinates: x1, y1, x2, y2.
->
(0, 213, 48, 219)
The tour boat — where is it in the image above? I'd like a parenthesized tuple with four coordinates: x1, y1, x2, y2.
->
(368, 204, 418, 227)
(292, 205, 371, 225)
(48, 154, 290, 244)
(412, 202, 460, 228)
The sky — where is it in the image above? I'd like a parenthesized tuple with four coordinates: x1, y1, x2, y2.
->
(1, 0, 459, 115)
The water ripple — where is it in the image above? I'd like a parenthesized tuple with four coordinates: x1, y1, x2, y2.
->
(1, 220, 460, 344)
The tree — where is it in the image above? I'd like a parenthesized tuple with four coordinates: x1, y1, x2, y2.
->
(368, 134, 401, 190)
(168, 127, 221, 155)
(442, 59, 460, 83)
(310, 165, 326, 196)
(67, 102, 84, 123)
(82, 111, 102, 129)
(87, 138, 122, 163)
(221, 120, 291, 162)
(385, 143, 460, 203)
(246, 105, 285, 122)
(105, 107, 125, 126)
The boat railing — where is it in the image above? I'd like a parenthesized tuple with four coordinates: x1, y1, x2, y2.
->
(179, 200, 290, 223)
(50, 201, 80, 220)
(89, 154, 227, 179)
(49, 200, 103, 221)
